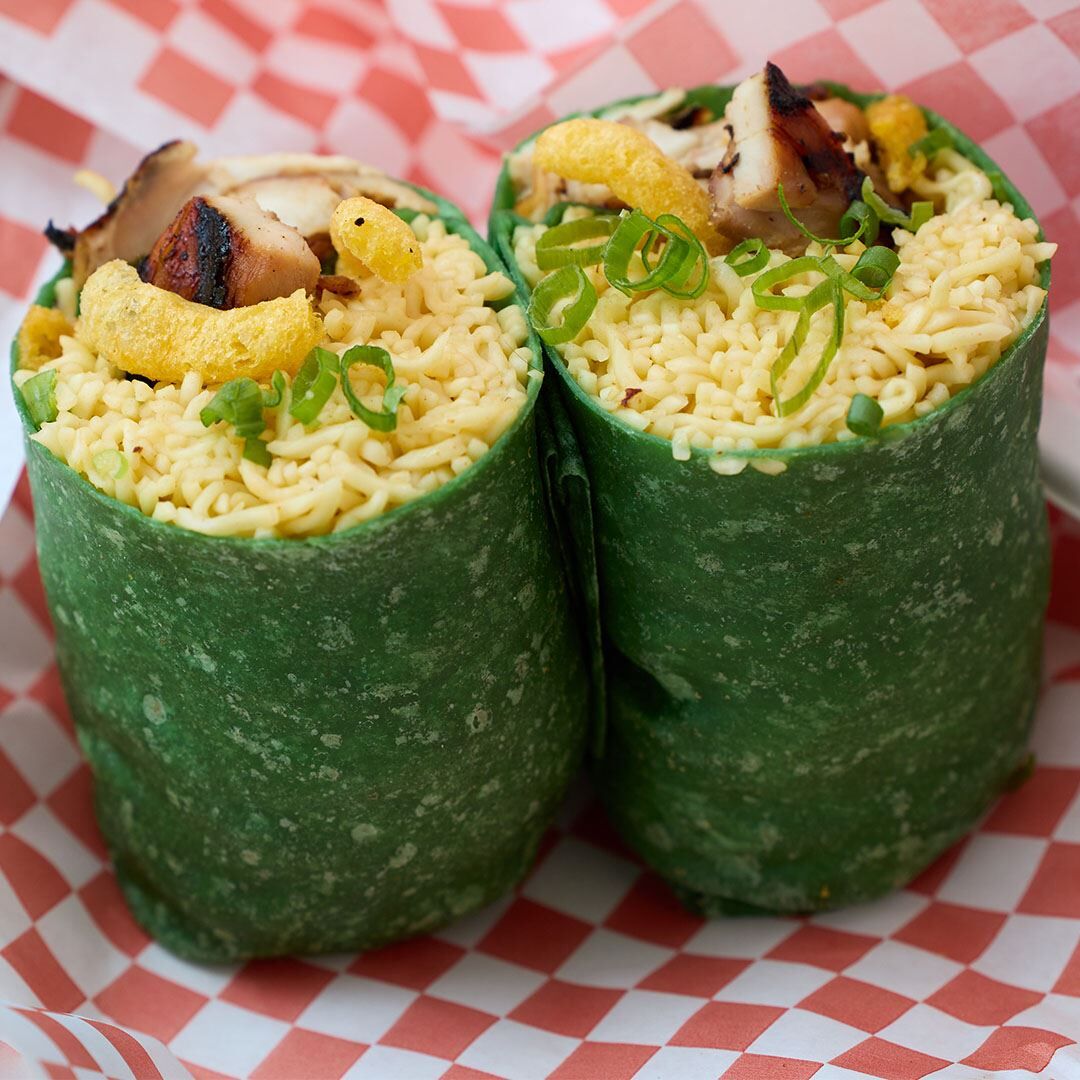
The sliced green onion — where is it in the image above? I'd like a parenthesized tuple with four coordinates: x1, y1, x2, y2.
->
(777, 183, 866, 248)
(725, 238, 768, 277)
(20, 369, 58, 427)
(846, 393, 884, 437)
(200, 377, 267, 438)
(752, 256, 824, 311)
(770, 278, 844, 417)
(638, 227, 664, 274)
(340, 345, 407, 432)
(820, 247, 899, 301)
(861, 177, 933, 234)
(860, 176, 909, 227)
(907, 201, 933, 232)
(536, 216, 616, 270)
(599, 209, 709, 298)
(262, 370, 286, 408)
(92, 449, 128, 478)
(543, 201, 594, 226)
(528, 265, 597, 345)
(909, 128, 953, 159)
(289, 347, 339, 425)
(200, 373, 288, 464)
(851, 246, 900, 293)
(603, 210, 688, 295)
(655, 214, 709, 299)
(243, 437, 272, 466)
(838, 200, 880, 247)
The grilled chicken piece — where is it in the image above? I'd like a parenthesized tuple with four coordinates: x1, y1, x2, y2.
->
(46, 147, 437, 286)
(811, 95, 897, 202)
(141, 194, 320, 309)
(812, 97, 871, 147)
(625, 117, 732, 177)
(605, 88, 732, 176)
(709, 63, 866, 254)
(52, 141, 208, 289)
(223, 175, 344, 242)
(210, 154, 438, 256)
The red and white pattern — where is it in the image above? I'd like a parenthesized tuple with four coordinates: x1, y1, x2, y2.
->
(3, 1, 1080, 1076)
(1, 478, 1080, 1079)
(2, 0, 1080, 511)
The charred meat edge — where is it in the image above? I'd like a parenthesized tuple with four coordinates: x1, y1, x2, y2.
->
(709, 63, 869, 253)
(140, 195, 320, 310)
(49, 140, 207, 289)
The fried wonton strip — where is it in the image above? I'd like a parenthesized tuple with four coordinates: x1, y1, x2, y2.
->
(18, 306, 73, 371)
(330, 197, 423, 284)
(533, 118, 723, 253)
(79, 260, 323, 384)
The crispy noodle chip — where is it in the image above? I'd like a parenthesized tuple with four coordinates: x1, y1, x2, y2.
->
(18, 305, 73, 371)
(330, 196, 423, 284)
(865, 95, 929, 194)
(533, 118, 723, 253)
(79, 260, 323, 384)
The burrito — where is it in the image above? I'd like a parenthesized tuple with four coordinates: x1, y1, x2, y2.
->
(489, 65, 1055, 914)
(12, 146, 588, 959)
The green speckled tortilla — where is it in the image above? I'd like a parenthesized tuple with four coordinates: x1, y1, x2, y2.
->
(12, 192, 588, 960)
(489, 84, 1052, 913)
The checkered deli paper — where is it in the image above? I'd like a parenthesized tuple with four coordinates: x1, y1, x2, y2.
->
(2, 1, 1080, 1077)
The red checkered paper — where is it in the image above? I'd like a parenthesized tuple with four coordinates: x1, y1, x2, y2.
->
(2, 484, 1080, 1080)
(3, 1, 1080, 1076)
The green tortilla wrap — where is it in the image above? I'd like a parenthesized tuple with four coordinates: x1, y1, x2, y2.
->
(13, 193, 588, 960)
(489, 84, 1051, 913)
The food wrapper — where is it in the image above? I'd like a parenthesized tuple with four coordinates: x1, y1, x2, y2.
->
(490, 85, 1051, 913)
(14, 194, 589, 963)
(3, 1, 1080, 1076)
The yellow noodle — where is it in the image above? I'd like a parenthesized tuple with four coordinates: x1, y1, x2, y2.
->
(17, 217, 529, 537)
(516, 171, 1052, 456)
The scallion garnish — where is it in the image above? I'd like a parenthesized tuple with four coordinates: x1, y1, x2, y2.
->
(20, 369, 58, 427)
(860, 177, 933, 235)
(92, 449, 128, 478)
(536, 216, 617, 271)
(751, 256, 825, 311)
(340, 345, 407, 432)
(528, 265, 597, 345)
(846, 393, 884, 437)
(752, 245, 899, 418)
(907, 201, 933, 232)
(200, 377, 269, 438)
(769, 278, 844, 417)
(243, 437, 273, 467)
(725, 238, 768, 277)
(655, 213, 709, 299)
(819, 246, 899, 302)
(262, 370, 286, 408)
(543, 201, 593, 226)
(603, 210, 690, 295)
(909, 128, 953, 159)
(860, 177, 908, 227)
(200, 374, 290, 464)
(837, 200, 880, 247)
(850, 246, 900, 293)
(289, 347, 340, 425)
(777, 183, 867, 249)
